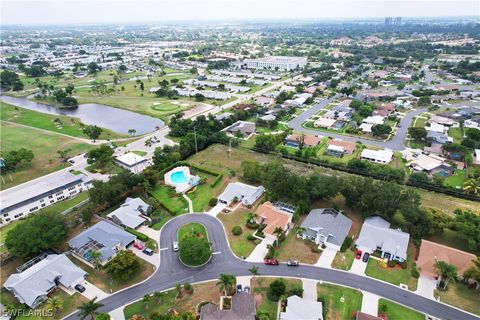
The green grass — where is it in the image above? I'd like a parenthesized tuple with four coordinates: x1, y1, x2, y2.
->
(177, 222, 211, 266)
(365, 252, 418, 291)
(378, 299, 425, 320)
(217, 208, 258, 259)
(178, 222, 208, 240)
(187, 171, 224, 212)
(448, 127, 463, 144)
(443, 169, 467, 188)
(151, 214, 172, 230)
(0, 122, 95, 189)
(434, 281, 480, 316)
(124, 290, 177, 319)
(331, 250, 355, 270)
(40, 191, 89, 214)
(150, 184, 189, 215)
(1, 103, 126, 139)
(131, 150, 147, 157)
(254, 278, 302, 320)
(317, 283, 363, 320)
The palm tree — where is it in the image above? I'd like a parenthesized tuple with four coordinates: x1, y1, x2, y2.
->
(90, 250, 102, 270)
(464, 178, 480, 195)
(273, 227, 284, 240)
(78, 297, 104, 320)
(46, 296, 64, 314)
(245, 212, 257, 224)
(435, 261, 458, 289)
(248, 266, 260, 279)
(295, 226, 306, 237)
(216, 273, 236, 296)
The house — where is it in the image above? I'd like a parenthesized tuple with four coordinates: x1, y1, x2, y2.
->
(352, 311, 383, 320)
(362, 115, 385, 126)
(0, 171, 91, 226)
(254, 96, 275, 107)
(4, 254, 86, 308)
(359, 123, 374, 133)
(68, 221, 136, 266)
(475, 149, 480, 165)
(374, 103, 395, 117)
(360, 148, 393, 164)
(107, 197, 151, 229)
(200, 292, 256, 320)
(356, 216, 410, 262)
(215, 112, 233, 121)
(284, 134, 322, 148)
(430, 115, 458, 127)
(314, 117, 337, 129)
(279, 295, 323, 320)
(417, 240, 476, 280)
(217, 182, 265, 206)
(325, 139, 356, 157)
(297, 208, 352, 250)
(402, 151, 453, 175)
(115, 152, 149, 173)
(427, 131, 452, 144)
(260, 114, 276, 122)
(256, 201, 293, 238)
(223, 121, 256, 138)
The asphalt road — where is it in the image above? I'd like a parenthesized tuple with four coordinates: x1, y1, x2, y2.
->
(65, 214, 479, 320)
(287, 95, 427, 151)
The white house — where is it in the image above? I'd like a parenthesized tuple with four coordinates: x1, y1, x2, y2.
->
(115, 152, 149, 173)
(107, 197, 151, 229)
(279, 295, 323, 320)
(217, 182, 264, 206)
(360, 148, 393, 164)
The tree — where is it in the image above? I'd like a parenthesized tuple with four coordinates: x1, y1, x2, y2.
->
(194, 93, 205, 102)
(435, 261, 458, 289)
(268, 279, 286, 301)
(5, 212, 67, 259)
(245, 212, 257, 224)
(46, 296, 64, 314)
(78, 298, 104, 320)
(1, 148, 35, 175)
(105, 250, 140, 281)
(0, 70, 24, 91)
(83, 125, 103, 142)
(216, 273, 236, 296)
(372, 124, 392, 137)
(463, 257, 480, 290)
(248, 266, 260, 278)
(273, 227, 284, 242)
(179, 236, 212, 266)
(87, 144, 114, 168)
(142, 294, 151, 310)
(176, 283, 183, 298)
(128, 129, 137, 137)
(154, 291, 163, 303)
(463, 178, 480, 195)
(96, 313, 111, 320)
(90, 250, 103, 270)
(408, 127, 427, 142)
(57, 148, 72, 162)
(87, 62, 101, 74)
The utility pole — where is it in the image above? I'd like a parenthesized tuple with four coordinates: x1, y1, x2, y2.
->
(194, 126, 198, 154)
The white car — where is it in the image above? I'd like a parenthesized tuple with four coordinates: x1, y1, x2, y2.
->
(173, 242, 179, 252)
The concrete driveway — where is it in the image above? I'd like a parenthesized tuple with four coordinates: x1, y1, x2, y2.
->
(302, 279, 318, 301)
(350, 257, 368, 275)
(246, 237, 274, 262)
(206, 203, 227, 216)
(361, 291, 380, 316)
(416, 275, 437, 299)
(78, 280, 110, 299)
(315, 247, 337, 268)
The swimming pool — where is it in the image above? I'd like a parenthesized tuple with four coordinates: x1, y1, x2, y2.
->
(170, 171, 188, 184)
(83, 250, 93, 262)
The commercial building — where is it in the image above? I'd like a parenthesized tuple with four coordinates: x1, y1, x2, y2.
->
(0, 172, 91, 226)
(243, 56, 307, 71)
(115, 152, 149, 173)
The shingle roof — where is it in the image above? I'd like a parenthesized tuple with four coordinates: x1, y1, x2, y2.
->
(107, 197, 149, 229)
(200, 292, 255, 320)
(218, 182, 264, 205)
(279, 295, 323, 320)
(301, 208, 352, 246)
(4, 254, 86, 307)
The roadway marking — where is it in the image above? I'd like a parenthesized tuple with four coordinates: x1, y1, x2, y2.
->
(212, 251, 222, 255)
(159, 248, 169, 251)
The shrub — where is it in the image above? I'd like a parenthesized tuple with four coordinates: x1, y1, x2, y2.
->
(246, 234, 255, 241)
(209, 198, 218, 206)
(340, 236, 353, 252)
(245, 222, 259, 229)
(388, 260, 397, 268)
(400, 261, 408, 269)
(288, 285, 304, 297)
(210, 174, 223, 187)
(267, 279, 286, 301)
(232, 226, 242, 236)
(411, 266, 420, 278)
(317, 296, 328, 319)
(125, 228, 149, 242)
(184, 282, 194, 294)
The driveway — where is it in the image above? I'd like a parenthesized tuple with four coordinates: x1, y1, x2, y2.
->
(245, 237, 274, 262)
(361, 291, 380, 316)
(302, 279, 318, 301)
(206, 203, 227, 216)
(78, 280, 110, 299)
(108, 306, 125, 320)
(132, 246, 160, 267)
(416, 275, 437, 299)
(350, 257, 368, 275)
(315, 247, 337, 268)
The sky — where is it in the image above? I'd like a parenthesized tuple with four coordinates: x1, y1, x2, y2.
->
(1, 0, 479, 25)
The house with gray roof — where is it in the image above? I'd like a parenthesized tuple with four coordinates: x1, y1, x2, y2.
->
(200, 292, 255, 320)
(279, 295, 323, 320)
(4, 254, 86, 308)
(68, 221, 136, 266)
(356, 216, 410, 262)
(217, 182, 264, 206)
(107, 197, 151, 229)
(297, 208, 352, 250)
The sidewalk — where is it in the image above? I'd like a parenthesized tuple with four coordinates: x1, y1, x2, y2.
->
(183, 194, 193, 213)
(245, 237, 274, 262)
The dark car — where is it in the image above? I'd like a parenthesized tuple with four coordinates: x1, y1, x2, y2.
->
(143, 248, 154, 256)
(355, 249, 362, 260)
(287, 260, 299, 266)
(243, 286, 251, 293)
(264, 259, 279, 265)
(362, 252, 370, 263)
(75, 284, 86, 293)
(236, 284, 242, 293)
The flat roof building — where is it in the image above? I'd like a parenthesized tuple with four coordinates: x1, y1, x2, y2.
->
(243, 56, 307, 71)
(115, 152, 149, 173)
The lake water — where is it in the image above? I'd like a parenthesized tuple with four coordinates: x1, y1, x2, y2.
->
(1, 95, 165, 135)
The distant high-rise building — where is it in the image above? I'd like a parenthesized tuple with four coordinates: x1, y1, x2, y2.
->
(394, 17, 402, 25)
(385, 17, 402, 27)
(384, 17, 393, 26)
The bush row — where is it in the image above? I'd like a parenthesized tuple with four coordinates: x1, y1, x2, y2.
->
(125, 227, 149, 242)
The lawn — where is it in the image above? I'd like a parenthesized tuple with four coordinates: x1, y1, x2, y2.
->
(317, 283, 363, 320)
(448, 127, 463, 144)
(331, 250, 355, 271)
(123, 281, 222, 319)
(131, 150, 148, 157)
(434, 281, 480, 316)
(0, 122, 95, 189)
(150, 184, 189, 215)
(187, 170, 225, 212)
(365, 246, 418, 291)
(178, 222, 208, 240)
(253, 277, 302, 320)
(69, 255, 155, 293)
(151, 214, 173, 230)
(178, 222, 211, 266)
(443, 169, 467, 188)
(39, 191, 89, 215)
(217, 207, 259, 259)
(1, 103, 125, 140)
(378, 299, 425, 320)
(427, 228, 480, 255)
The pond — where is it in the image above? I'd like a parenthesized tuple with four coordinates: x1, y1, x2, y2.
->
(1, 95, 165, 135)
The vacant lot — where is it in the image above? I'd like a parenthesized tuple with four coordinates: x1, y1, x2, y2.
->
(317, 283, 363, 320)
(435, 282, 480, 315)
(0, 122, 94, 189)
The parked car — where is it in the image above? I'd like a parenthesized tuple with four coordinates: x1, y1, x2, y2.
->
(134, 242, 144, 250)
(173, 242, 179, 252)
(264, 259, 279, 265)
(74, 284, 86, 293)
(243, 286, 251, 293)
(68, 160, 75, 164)
(236, 284, 242, 293)
(143, 248, 154, 256)
(355, 249, 362, 260)
(287, 260, 299, 266)
(362, 252, 370, 263)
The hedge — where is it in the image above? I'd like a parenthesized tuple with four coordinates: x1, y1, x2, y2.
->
(125, 227, 149, 242)
(188, 163, 224, 187)
(210, 174, 224, 187)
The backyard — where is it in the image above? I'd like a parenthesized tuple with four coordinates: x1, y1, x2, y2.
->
(0, 121, 95, 189)
(435, 282, 480, 315)
(150, 184, 189, 215)
(316, 283, 363, 320)
(378, 298, 425, 320)
(186, 169, 225, 212)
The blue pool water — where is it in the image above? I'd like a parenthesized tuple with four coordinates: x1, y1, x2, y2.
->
(438, 170, 450, 177)
(170, 171, 188, 184)
(83, 251, 93, 262)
